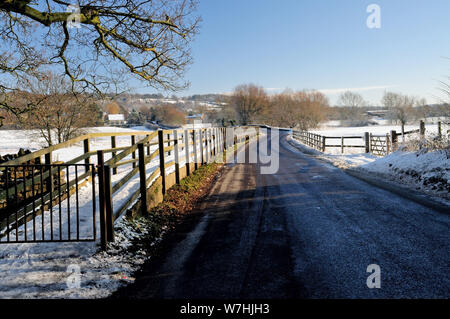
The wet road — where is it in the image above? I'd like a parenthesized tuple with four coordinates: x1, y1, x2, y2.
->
(112, 132, 449, 299)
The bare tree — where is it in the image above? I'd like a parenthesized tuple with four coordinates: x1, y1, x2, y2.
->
(293, 90, 328, 130)
(0, 0, 200, 122)
(231, 84, 268, 125)
(440, 76, 450, 103)
(337, 91, 366, 108)
(336, 91, 367, 126)
(264, 92, 297, 128)
(381, 91, 401, 110)
(266, 90, 327, 129)
(22, 73, 99, 146)
(382, 91, 418, 138)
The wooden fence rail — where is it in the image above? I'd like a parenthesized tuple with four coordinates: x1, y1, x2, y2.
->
(292, 120, 443, 157)
(0, 126, 258, 249)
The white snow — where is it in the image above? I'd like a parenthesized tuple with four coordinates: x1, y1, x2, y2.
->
(359, 148, 450, 199)
(288, 133, 450, 201)
(312, 123, 438, 137)
(0, 126, 211, 298)
(0, 216, 161, 298)
(306, 122, 443, 155)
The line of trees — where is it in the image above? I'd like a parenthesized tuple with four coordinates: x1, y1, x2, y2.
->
(208, 84, 328, 130)
(204, 85, 449, 129)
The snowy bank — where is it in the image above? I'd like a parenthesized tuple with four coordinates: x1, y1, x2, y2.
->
(359, 148, 450, 199)
(0, 216, 163, 298)
(287, 135, 450, 202)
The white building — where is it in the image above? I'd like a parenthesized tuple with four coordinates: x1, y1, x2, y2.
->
(107, 114, 126, 126)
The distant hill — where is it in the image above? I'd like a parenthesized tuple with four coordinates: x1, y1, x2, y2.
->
(110, 93, 229, 112)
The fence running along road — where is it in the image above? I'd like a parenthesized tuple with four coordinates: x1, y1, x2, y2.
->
(292, 120, 443, 156)
(0, 127, 258, 249)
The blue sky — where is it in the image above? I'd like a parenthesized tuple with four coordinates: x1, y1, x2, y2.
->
(145, 0, 450, 105)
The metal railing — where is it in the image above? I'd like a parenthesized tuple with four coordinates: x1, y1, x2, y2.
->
(0, 163, 96, 243)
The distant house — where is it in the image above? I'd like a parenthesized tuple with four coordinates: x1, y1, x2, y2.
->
(107, 114, 126, 126)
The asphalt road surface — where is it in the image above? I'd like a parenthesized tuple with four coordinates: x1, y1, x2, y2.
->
(112, 131, 449, 299)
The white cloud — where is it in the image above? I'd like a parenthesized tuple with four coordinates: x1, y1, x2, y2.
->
(318, 85, 396, 95)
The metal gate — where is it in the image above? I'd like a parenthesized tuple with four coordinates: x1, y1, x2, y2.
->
(0, 164, 96, 243)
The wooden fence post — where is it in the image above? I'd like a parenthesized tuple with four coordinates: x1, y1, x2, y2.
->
(167, 133, 171, 156)
(210, 128, 214, 158)
(205, 129, 209, 163)
(131, 135, 136, 168)
(216, 128, 219, 156)
(369, 133, 373, 153)
(222, 128, 227, 160)
(158, 130, 166, 195)
(437, 122, 442, 139)
(341, 136, 344, 154)
(205, 129, 211, 164)
(174, 130, 180, 184)
(213, 128, 217, 157)
(146, 134, 151, 155)
(212, 128, 216, 157)
(199, 129, 204, 165)
(192, 129, 198, 170)
(97, 150, 107, 250)
(185, 130, 191, 176)
(104, 164, 114, 242)
(218, 128, 221, 152)
(223, 127, 226, 148)
(386, 133, 391, 154)
(83, 138, 90, 174)
(364, 132, 370, 154)
(321, 136, 326, 152)
(390, 130, 397, 151)
(111, 136, 117, 175)
(420, 120, 425, 137)
(138, 143, 148, 216)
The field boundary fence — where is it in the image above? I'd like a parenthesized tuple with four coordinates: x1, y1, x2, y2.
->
(292, 120, 445, 157)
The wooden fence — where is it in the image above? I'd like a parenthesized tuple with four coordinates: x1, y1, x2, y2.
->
(0, 126, 258, 248)
(292, 120, 443, 157)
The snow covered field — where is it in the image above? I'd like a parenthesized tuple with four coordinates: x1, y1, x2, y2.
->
(0, 126, 205, 298)
(0, 126, 153, 160)
(312, 123, 439, 137)
(307, 122, 445, 155)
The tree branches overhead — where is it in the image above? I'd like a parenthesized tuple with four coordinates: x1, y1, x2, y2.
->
(0, 0, 200, 96)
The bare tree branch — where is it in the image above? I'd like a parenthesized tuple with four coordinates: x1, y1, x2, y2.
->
(0, 0, 200, 122)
